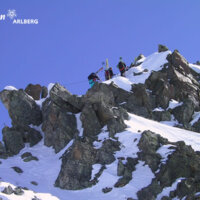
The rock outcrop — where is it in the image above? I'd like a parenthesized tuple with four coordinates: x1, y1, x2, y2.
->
(1, 47, 200, 199)
(0, 89, 42, 126)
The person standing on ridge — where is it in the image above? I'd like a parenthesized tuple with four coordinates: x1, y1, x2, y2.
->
(104, 59, 114, 80)
(117, 57, 126, 77)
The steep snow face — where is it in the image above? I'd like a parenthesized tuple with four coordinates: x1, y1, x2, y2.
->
(1, 113, 200, 200)
(104, 51, 171, 91)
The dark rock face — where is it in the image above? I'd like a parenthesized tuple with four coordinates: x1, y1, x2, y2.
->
(172, 99, 194, 125)
(138, 130, 167, 172)
(2, 126, 25, 155)
(2, 126, 42, 156)
(158, 44, 169, 52)
(42, 101, 78, 153)
(80, 104, 102, 138)
(50, 83, 83, 113)
(55, 139, 97, 190)
(0, 141, 7, 158)
(0, 89, 42, 126)
(152, 111, 171, 122)
(12, 166, 23, 173)
(123, 84, 153, 118)
(137, 131, 200, 200)
(25, 84, 43, 100)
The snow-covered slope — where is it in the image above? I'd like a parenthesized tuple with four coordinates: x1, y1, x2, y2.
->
(0, 113, 200, 200)
(105, 51, 171, 91)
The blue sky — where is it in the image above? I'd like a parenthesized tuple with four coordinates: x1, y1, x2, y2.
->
(0, 0, 200, 136)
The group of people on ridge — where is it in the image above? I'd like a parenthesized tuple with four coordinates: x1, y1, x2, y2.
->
(88, 57, 127, 88)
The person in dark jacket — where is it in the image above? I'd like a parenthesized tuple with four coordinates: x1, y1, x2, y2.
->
(117, 57, 126, 77)
(88, 72, 100, 87)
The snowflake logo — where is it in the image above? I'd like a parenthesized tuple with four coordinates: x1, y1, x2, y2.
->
(7, 9, 17, 20)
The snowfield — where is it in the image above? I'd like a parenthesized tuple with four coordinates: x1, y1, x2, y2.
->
(1, 113, 200, 200)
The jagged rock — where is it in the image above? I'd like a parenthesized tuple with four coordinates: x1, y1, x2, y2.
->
(21, 152, 32, 159)
(14, 187, 24, 195)
(31, 181, 38, 186)
(123, 84, 153, 118)
(50, 83, 83, 113)
(138, 130, 167, 172)
(102, 187, 112, 193)
(12, 166, 23, 173)
(13, 125, 42, 147)
(2, 126, 42, 156)
(97, 139, 120, 165)
(108, 82, 131, 105)
(0, 141, 7, 158)
(23, 127, 42, 147)
(55, 139, 97, 190)
(42, 101, 78, 153)
(117, 159, 125, 176)
(2, 185, 14, 194)
(32, 196, 41, 200)
(158, 44, 169, 52)
(193, 119, 200, 133)
(41, 86, 48, 98)
(23, 155, 38, 162)
(136, 54, 145, 62)
(83, 83, 115, 106)
(172, 99, 194, 125)
(107, 107, 128, 137)
(152, 111, 171, 122)
(145, 71, 173, 109)
(25, 84, 43, 100)
(2, 126, 25, 155)
(0, 89, 42, 126)
(167, 50, 190, 74)
(137, 137, 200, 200)
(80, 104, 102, 138)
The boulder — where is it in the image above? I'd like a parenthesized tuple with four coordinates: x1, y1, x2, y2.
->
(25, 84, 42, 100)
(123, 84, 153, 118)
(138, 130, 165, 172)
(152, 111, 171, 122)
(172, 99, 194, 125)
(145, 71, 174, 109)
(96, 139, 120, 165)
(2, 185, 14, 195)
(42, 101, 78, 153)
(41, 86, 48, 98)
(80, 104, 102, 138)
(50, 83, 83, 113)
(55, 139, 97, 190)
(0, 89, 42, 126)
(167, 50, 190, 74)
(158, 44, 169, 52)
(12, 166, 23, 173)
(2, 125, 42, 156)
(2, 126, 25, 155)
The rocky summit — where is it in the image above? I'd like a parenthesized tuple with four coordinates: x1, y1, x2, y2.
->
(0, 46, 200, 200)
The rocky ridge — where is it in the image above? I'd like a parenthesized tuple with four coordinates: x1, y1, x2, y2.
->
(1, 46, 200, 199)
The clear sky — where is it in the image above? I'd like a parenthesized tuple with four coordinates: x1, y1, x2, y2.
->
(0, 0, 200, 136)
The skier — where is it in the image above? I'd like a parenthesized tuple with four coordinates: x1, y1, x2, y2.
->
(88, 67, 103, 87)
(104, 58, 114, 80)
(117, 57, 126, 77)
